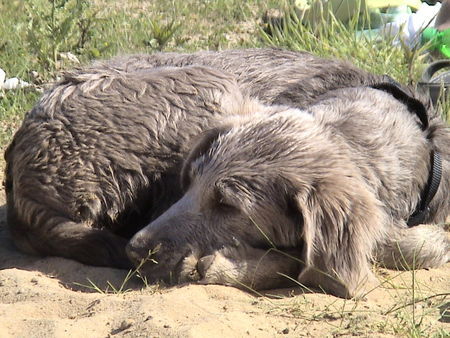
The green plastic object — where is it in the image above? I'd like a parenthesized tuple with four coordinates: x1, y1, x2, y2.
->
(422, 27, 450, 58)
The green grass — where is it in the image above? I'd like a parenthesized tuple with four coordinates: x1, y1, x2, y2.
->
(260, 3, 436, 83)
(0, 89, 40, 150)
(1, 0, 448, 156)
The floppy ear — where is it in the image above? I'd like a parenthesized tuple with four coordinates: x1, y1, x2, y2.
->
(181, 125, 231, 190)
(293, 175, 386, 298)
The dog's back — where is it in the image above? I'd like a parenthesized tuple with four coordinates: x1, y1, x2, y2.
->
(87, 48, 386, 108)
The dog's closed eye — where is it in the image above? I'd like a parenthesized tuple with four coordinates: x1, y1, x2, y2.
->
(213, 181, 240, 211)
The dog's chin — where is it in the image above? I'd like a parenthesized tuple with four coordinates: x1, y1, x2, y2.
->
(178, 252, 255, 290)
(178, 246, 303, 291)
(137, 248, 215, 286)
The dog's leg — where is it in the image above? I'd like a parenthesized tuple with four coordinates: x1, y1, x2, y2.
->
(375, 222, 449, 270)
(7, 208, 131, 269)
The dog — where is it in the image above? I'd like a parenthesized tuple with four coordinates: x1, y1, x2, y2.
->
(4, 49, 385, 269)
(4, 50, 448, 298)
(126, 85, 450, 298)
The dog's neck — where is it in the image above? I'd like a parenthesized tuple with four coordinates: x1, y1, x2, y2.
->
(370, 81, 443, 227)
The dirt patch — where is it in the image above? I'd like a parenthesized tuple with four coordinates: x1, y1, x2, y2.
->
(0, 169, 448, 337)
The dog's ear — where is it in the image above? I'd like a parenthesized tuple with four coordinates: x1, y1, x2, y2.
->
(291, 174, 385, 298)
(181, 125, 231, 190)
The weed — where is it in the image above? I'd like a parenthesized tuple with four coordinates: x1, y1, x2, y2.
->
(73, 246, 160, 294)
(438, 93, 450, 124)
(143, 18, 181, 51)
(24, 0, 97, 70)
(246, 217, 449, 337)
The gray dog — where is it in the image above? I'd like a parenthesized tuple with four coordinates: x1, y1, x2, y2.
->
(4, 49, 449, 297)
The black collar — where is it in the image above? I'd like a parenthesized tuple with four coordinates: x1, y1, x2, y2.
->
(407, 151, 442, 226)
(370, 81, 443, 227)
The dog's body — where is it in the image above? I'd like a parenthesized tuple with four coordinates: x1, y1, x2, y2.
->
(4, 49, 449, 297)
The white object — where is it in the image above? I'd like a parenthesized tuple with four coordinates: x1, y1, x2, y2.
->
(381, 2, 442, 48)
(2, 77, 30, 90)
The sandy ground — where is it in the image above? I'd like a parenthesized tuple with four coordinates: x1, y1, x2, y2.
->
(0, 170, 448, 337)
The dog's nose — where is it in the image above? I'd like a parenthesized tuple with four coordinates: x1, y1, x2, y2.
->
(126, 234, 156, 266)
(125, 242, 145, 265)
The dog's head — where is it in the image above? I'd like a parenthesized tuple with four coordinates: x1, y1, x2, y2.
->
(126, 108, 385, 297)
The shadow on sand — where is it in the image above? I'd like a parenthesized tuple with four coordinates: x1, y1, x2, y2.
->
(0, 203, 144, 293)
